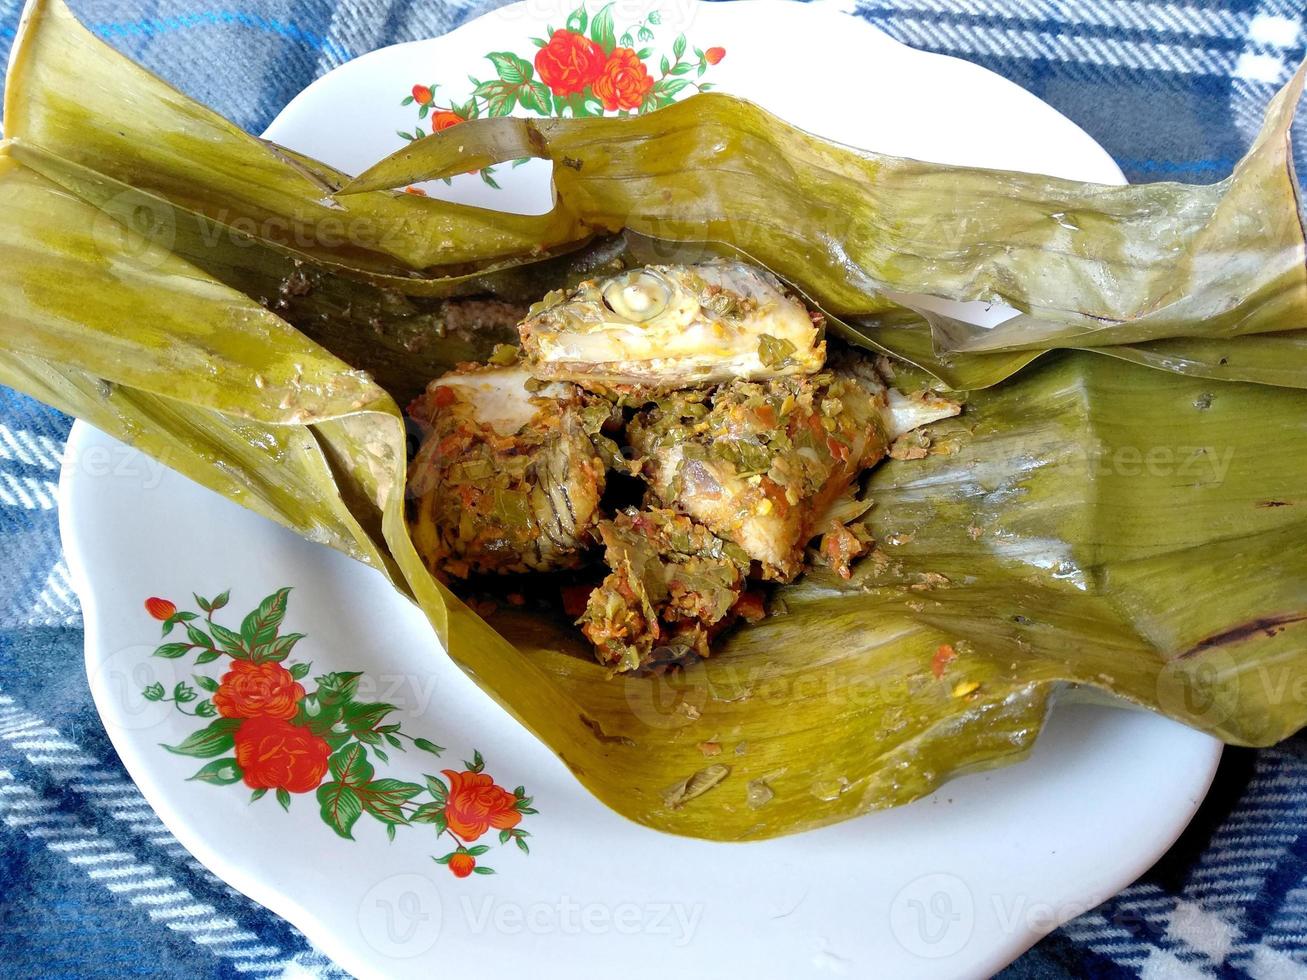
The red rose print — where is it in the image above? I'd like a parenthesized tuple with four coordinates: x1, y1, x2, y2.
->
(212, 660, 304, 720)
(233, 716, 330, 793)
(534, 29, 606, 96)
(148, 590, 535, 877)
(145, 597, 176, 621)
(430, 110, 465, 133)
(400, 6, 726, 192)
(591, 48, 654, 111)
(448, 851, 476, 878)
(442, 768, 522, 841)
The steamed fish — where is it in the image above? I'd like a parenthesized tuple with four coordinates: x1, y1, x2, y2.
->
(518, 259, 825, 389)
(407, 362, 616, 577)
(627, 357, 961, 581)
(404, 261, 961, 668)
(580, 508, 758, 672)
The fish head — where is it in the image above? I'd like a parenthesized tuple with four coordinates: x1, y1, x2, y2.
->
(519, 259, 825, 388)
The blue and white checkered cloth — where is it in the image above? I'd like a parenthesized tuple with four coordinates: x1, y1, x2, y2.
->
(1, 1, 1306, 976)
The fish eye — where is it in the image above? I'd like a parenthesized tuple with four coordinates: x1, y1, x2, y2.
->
(601, 269, 670, 323)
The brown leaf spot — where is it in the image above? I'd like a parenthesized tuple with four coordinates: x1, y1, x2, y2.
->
(1178, 612, 1307, 659)
(662, 764, 731, 809)
(910, 572, 951, 592)
(579, 713, 636, 746)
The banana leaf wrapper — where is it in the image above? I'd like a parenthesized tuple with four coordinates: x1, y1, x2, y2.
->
(2, 0, 1307, 840)
(345, 63, 1307, 390)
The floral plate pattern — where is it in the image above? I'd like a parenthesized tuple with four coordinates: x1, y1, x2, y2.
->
(142, 590, 535, 878)
(397, 1, 725, 188)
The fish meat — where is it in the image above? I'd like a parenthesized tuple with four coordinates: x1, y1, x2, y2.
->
(627, 355, 960, 581)
(517, 259, 825, 389)
(579, 508, 755, 672)
(407, 362, 616, 578)
(404, 262, 962, 669)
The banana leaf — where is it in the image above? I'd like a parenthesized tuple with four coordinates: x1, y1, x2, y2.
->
(3, 0, 595, 288)
(620, 234, 1307, 391)
(343, 65, 1307, 386)
(2, 0, 1307, 842)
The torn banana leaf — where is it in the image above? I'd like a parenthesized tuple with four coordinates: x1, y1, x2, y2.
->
(616, 233, 1307, 391)
(345, 70, 1307, 384)
(851, 316, 1307, 392)
(0, 151, 407, 579)
(487, 350, 1307, 837)
(3, 0, 594, 286)
(3, 137, 629, 407)
(3, 0, 1307, 843)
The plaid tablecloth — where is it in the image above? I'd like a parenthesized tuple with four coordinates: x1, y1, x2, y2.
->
(1, 1, 1306, 977)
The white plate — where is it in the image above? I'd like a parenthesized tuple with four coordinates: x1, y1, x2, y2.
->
(64, 2, 1222, 978)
